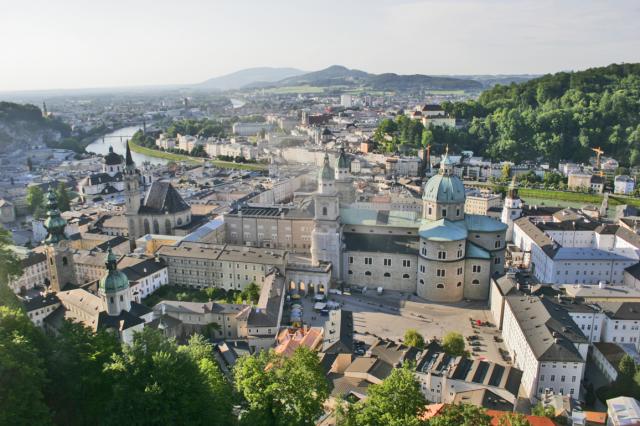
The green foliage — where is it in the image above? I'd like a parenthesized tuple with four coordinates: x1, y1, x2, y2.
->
(497, 412, 531, 426)
(103, 328, 233, 426)
(239, 282, 261, 304)
(26, 185, 45, 218)
(44, 322, 121, 425)
(0, 226, 22, 308)
(337, 366, 426, 426)
(130, 129, 156, 148)
(531, 402, 555, 419)
(442, 332, 465, 356)
(166, 119, 226, 138)
(427, 403, 492, 426)
(234, 347, 329, 425)
(404, 329, 425, 349)
(55, 182, 71, 213)
(0, 306, 51, 425)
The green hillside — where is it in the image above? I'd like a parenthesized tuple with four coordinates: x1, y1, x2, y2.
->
(436, 63, 640, 165)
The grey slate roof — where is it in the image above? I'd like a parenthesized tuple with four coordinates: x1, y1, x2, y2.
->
(140, 181, 190, 215)
(24, 293, 60, 312)
(598, 302, 640, 320)
(505, 294, 588, 362)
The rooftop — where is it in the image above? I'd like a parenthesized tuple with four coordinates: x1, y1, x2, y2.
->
(340, 207, 421, 228)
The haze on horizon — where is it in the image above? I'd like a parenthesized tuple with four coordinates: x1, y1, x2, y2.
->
(2, 0, 639, 92)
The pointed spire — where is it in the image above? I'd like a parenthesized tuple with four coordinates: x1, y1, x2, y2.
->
(43, 188, 67, 245)
(125, 140, 134, 167)
(507, 175, 519, 199)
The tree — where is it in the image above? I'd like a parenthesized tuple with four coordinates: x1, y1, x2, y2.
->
(240, 282, 261, 304)
(234, 347, 329, 426)
(44, 321, 121, 426)
(55, 182, 71, 213)
(404, 329, 425, 349)
(442, 332, 465, 356)
(617, 354, 637, 394)
(337, 367, 426, 426)
(26, 185, 45, 218)
(531, 402, 555, 419)
(497, 412, 531, 426)
(0, 307, 51, 425)
(0, 226, 22, 308)
(501, 163, 511, 182)
(428, 404, 491, 426)
(103, 328, 233, 426)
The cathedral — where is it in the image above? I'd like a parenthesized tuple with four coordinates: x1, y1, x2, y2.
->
(225, 148, 507, 302)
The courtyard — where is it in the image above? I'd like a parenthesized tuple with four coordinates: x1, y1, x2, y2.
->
(296, 289, 511, 365)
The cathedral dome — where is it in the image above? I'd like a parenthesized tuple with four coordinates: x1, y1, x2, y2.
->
(104, 146, 124, 166)
(99, 248, 129, 293)
(422, 151, 465, 204)
(422, 174, 465, 204)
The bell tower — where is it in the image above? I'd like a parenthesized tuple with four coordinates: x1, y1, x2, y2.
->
(43, 189, 76, 292)
(311, 153, 342, 280)
(99, 247, 132, 315)
(501, 177, 522, 241)
(123, 141, 141, 250)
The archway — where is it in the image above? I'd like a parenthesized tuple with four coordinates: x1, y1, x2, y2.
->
(143, 219, 150, 234)
(308, 283, 316, 295)
(153, 219, 160, 234)
(317, 283, 326, 294)
(165, 219, 172, 235)
(299, 281, 306, 296)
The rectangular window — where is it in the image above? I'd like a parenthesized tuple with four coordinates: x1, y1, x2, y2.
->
(437, 269, 446, 277)
(473, 265, 481, 273)
(349, 256, 354, 264)
(438, 251, 447, 260)
(364, 257, 372, 265)
(403, 260, 411, 267)
(384, 259, 392, 266)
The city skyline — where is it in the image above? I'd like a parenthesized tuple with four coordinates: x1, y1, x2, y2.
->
(2, 0, 639, 91)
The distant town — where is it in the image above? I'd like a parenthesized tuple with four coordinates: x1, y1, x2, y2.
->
(2, 62, 640, 426)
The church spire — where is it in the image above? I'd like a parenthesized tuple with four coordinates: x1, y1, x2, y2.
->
(125, 140, 134, 168)
(507, 175, 519, 199)
(43, 188, 67, 245)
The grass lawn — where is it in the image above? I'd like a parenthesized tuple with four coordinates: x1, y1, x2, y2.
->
(518, 188, 604, 204)
(130, 139, 268, 171)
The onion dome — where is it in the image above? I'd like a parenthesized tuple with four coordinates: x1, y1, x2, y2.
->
(43, 189, 68, 245)
(99, 247, 129, 293)
(104, 146, 124, 166)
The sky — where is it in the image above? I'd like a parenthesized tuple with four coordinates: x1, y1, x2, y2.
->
(1, 0, 639, 91)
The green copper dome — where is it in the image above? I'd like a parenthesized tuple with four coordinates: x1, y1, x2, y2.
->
(422, 152, 465, 204)
(99, 248, 129, 294)
(336, 148, 350, 169)
(43, 189, 68, 245)
(318, 152, 334, 180)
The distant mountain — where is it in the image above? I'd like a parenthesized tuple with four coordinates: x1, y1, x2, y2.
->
(247, 65, 483, 92)
(196, 67, 306, 90)
(451, 74, 540, 88)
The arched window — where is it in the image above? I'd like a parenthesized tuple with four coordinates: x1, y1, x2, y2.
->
(177, 218, 183, 226)
(457, 282, 462, 287)
(403, 274, 410, 279)
(365, 271, 372, 276)
(322, 206, 327, 216)
(153, 220, 160, 234)
(165, 219, 172, 235)
(436, 283, 445, 289)
(348, 270, 353, 275)
(143, 219, 150, 234)
(419, 279, 424, 285)
(62, 257, 68, 266)
(472, 279, 480, 285)
(384, 272, 390, 277)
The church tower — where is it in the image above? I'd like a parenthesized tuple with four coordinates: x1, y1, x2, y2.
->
(43, 189, 76, 292)
(99, 247, 132, 315)
(123, 141, 141, 250)
(311, 153, 342, 280)
(334, 147, 355, 204)
(501, 177, 522, 242)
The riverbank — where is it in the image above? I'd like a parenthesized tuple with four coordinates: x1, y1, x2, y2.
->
(128, 139, 268, 171)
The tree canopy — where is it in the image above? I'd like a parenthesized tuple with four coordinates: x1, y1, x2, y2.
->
(404, 329, 425, 349)
(442, 332, 465, 357)
(234, 347, 329, 426)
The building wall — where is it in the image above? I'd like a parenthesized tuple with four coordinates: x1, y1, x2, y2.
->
(592, 345, 619, 383)
(343, 250, 417, 292)
(130, 267, 169, 302)
(463, 258, 491, 300)
(601, 318, 640, 349)
(225, 215, 314, 253)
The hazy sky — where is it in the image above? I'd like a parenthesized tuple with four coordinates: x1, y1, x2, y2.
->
(1, 0, 639, 91)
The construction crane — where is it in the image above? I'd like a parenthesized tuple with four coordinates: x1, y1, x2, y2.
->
(591, 147, 604, 169)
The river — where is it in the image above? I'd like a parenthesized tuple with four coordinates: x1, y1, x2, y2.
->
(230, 98, 246, 109)
(85, 125, 168, 165)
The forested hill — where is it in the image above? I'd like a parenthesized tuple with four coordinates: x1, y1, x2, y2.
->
(0, 102, 70, 151)
(440, 63, 640, 165)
